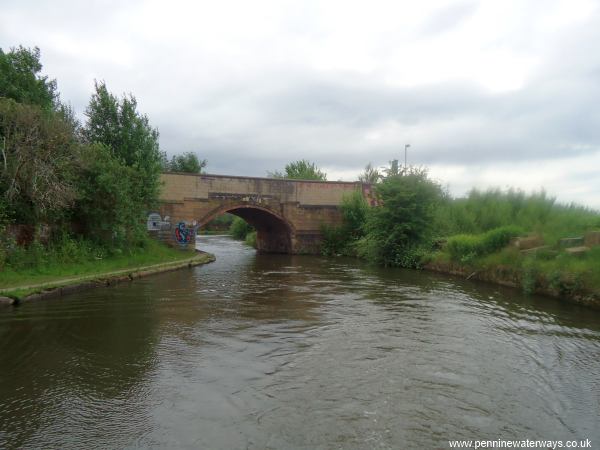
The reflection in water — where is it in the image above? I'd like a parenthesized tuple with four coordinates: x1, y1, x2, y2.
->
(1, 235, 599, 449)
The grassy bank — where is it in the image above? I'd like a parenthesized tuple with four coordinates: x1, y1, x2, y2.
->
(0, 240, 211, 299)
(427, 191, 600, 304)
(428, 233, 600, 306)
(322, 177, 600, 307)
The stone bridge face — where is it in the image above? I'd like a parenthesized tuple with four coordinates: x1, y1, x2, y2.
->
(154, 173, 374, 254)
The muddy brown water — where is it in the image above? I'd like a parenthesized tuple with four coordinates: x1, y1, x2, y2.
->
(1, 235, 599, 449)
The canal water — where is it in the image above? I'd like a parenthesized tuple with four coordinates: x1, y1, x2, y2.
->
(1, 236, 599, 449)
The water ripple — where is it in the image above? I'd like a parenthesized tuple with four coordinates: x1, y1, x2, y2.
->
(0, 235, 599, 449)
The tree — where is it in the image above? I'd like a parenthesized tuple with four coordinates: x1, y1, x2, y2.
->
(0, 46, 57, 110)
(358, 162, 381, 184)
(382, 159, 400, 178)
(0, 98, 79, 223)
(268, 159, 327, 180)
(84, 80, 162, 207)
(166, 152, 207, 173)
(74, 143, 147, 248)
(358, 167, 444, 267)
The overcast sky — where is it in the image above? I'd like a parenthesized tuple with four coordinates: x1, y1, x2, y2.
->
(2, 0, 599, 207)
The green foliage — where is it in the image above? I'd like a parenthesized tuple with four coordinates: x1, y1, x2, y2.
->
(228, 217, 256, 247)
(84, 80, 162, 207)
(358, 162, 381, 184)
(320, 224, 348, 256)
(357, 167, 444, 266)
(0, 201, 10, 269)
(165, 152, 207, 173)
(444, 234, 481, 264)
(521, 257, 539, 295)
(0, 46, 57, 110)
(245, 231, 257, 248)
(74, 144, 147, 249)
(269, 159, 327, 180)
(434, 188, 599, 245)
(0, 239, 194, 289)
(382, 160, 401, 177)
(229, 216, 254, 240)
(0, 98, 80, 223)
(202, 213, 234, 232)
(0, 44, 171, 282)
(391, 244, 434, 269)
(321, 191, 369, 256)
(4, 234, 100, 271)
(445, 226, 523, 263)
(547, 268, 585, 297)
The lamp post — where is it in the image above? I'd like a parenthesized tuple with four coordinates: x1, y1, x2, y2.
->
(404, 144, 411, 168)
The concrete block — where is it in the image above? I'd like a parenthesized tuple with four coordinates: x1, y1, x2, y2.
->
(584, 231, 600, 247)
(520, 245, 553, 255)
(511, 235, 544, 250)
(559, 237, 585, 248)
(565, 246, 590, 256)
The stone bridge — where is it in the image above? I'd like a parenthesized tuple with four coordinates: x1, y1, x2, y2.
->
(153, 173, 374, 254)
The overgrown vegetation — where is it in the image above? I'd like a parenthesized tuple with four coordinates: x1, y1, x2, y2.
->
(0, 239, 194, 290)
(0, 45, 197, 280)
(321, 161, 600, 300)
(228, 216, 256, 248)
(229, 217, 254, 240)
(322, 166, 444, 268)
(434, 188, 599, 242)
(321, 191, 369, 257)
(357, 167, 444, 267)
(445, 226, 523, 263)
(244, 231, 257, 248)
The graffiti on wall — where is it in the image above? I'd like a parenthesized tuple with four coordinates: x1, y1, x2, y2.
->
(174, 222, 192, 246)
(147, 213, 162, 231)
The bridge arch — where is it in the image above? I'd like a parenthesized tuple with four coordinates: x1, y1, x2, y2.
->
(199, 203, 295, 254)
(158, 173, 371, 254)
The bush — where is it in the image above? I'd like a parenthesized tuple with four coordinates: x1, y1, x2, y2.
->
(521, 258, 539, 295)
(446, 226, 522, 263)
(320, 224, 349, 256)
(74, 143, 148, 250)
(320, 190, 369, 257)
(391, 244, 433, 269)
(481, 226, 523, 253)
(229, 217, 254, 240)
(357, 167, 445, 266)
(244, 231, 257, 248)
(445, 234, 482, 263)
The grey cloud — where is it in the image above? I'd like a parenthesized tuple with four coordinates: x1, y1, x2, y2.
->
(153, 62, 600, 176)
(420, 1, 479, 36)
(2, 0, 600, 203)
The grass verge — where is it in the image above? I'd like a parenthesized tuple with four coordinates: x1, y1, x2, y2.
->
(0, 241, 215, 301)
(428, 237, 600, 308)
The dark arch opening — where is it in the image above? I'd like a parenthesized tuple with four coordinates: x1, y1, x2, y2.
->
(200, 205, 293, 254)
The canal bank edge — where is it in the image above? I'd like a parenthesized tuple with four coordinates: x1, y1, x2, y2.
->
(0, 252, 216, 306)
(425, 260, 600, 310)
